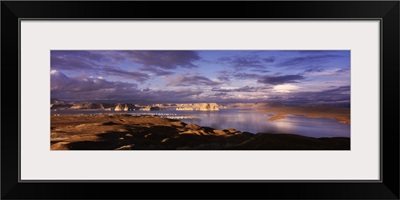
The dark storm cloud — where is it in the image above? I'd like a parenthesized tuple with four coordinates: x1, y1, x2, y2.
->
(167, 75, 222, 86)
(276, 55, 343, 67)
(119, 50, 200, 69)
(283, 86, 350, 105)
(257, 75, 305, 85)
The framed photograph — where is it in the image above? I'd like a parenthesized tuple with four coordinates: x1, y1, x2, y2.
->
(2, 1, 399, 199)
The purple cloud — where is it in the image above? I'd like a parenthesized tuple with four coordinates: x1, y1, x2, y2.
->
(139, 66, 175, 76)
(51, 71, 204, 102)
(119, 50, 200, 69)
(51, 71, 140, 101)
(257, 75, 305, 85)
(276, 55, 343, 67)
(233, 73, 262, 80)
(219, 55, 267, 70)
(211, 86, 262, 93)
(167, 75, 222, 87)
(51, 51, 151, 82)
(98, 67, 149, 82)
(51, 71, 137, 92)
(51, 54, 94, 70)
(282, 86, 350, 105)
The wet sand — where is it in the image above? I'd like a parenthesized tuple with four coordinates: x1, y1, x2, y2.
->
(51, 114, 350, 150)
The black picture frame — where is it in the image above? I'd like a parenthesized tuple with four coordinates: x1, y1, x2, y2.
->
(2, 1, 399, 199)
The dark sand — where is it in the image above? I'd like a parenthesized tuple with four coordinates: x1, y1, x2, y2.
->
(256, 107, 350, 124)
(51, 114, 350, 150)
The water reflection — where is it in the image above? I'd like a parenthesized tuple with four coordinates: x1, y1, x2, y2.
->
(173, 109, 349, 138)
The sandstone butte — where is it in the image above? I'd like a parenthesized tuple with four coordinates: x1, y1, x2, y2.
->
(175, 103, 220, 111)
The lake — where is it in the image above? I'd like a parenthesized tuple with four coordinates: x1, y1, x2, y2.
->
(52, 108, 350, 138)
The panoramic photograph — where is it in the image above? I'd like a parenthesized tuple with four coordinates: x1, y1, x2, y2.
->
(50, 50, 350, 150)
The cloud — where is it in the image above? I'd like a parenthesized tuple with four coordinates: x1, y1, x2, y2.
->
(273, 84, 300, 93)
(51, 54, 94, 70)
(51, 51, 151, 82)
(263, 56, 276, 63)
(100, 88, 203, 102)
(167, 74, 223, 86)
(282, 85, 350, 105)
(219, 55, 267, 70)
(139, 66, 175, 76)
(216, 70, 232, 82)
(302, 66, 350, 77)
(257, 75, 305, 85)
(51, 71, 205, 102)
(119, 50, 200, 69)
(303, 67, 324, 73)
(251, 69, 270, 73)
(336, 68, 350, 73)
(233, 73, 262, 80)
(231, 73, 305, 85)
(146, 89, 203, 102)
(211, 86, 260, 93)
(98, 67, 149, 82)
(51, 71, 137, 92)
(276, 55, 343, 67)
(51, 50, 128, 70)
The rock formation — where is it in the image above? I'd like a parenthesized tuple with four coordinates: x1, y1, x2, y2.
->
(70, 103, 104, 109)
(139, 106, 161, 111)
(176, 103, 220, 111)
(114, 103, 136, 111)
(197, 103, 219, 111)
(176, 107, 194, 111)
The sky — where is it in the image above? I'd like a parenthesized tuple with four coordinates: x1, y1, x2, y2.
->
(51, 50, 350, 105)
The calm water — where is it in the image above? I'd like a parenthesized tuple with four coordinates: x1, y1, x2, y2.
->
(52, 109, 350, 138)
